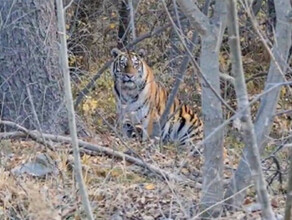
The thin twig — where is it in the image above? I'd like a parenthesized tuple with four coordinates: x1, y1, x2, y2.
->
(64, 0, 74, 11)
(245, 72, 267, 83)
(275, 109, 292, 117)
(158, 0, 211, 131)
(74, 60, 112, 108)
(220, 72, 235, 85)
(242, 0, 292, 95)
(162, 0, 235, 114)
(0, 131, 24, 139)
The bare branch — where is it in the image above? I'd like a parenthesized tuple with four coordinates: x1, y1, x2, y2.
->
(0, 127, 197, 187)
(161, 1, 235, 114)
(275, 109, 292, 116)
(220, 72, 235, 85)
(244, 1, 291, 87)
(26, 85, 49, 148)
(0, 120, 55, 151)
(227, 0, 276, 218)
(177, 80, 292, 173)
(64, 0, 74, 11)
(176, 0, 211, 35)
(56, 0, 94, 219)
(74, 60, 112, 108)
(158, 0, 213, 132)
(252, 0, 264, 15)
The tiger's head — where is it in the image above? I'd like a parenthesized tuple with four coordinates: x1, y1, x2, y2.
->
(111, 48, 147, 90)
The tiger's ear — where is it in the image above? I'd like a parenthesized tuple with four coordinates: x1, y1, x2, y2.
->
(138, 48, 146, 58)
(111, 48, 121, 58)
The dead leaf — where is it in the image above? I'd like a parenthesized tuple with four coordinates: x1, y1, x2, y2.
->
(271, 198, 278, 208)
(144, 183, 155, 190)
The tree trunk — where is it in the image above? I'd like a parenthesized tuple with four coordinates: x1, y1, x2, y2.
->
(176, 0, 227, 217)
(227, 0, 276, 218)
(0, 0, 69, 134)
(200, 1, 227, 218)
(267, 0, 276, 34)
(284, 146, 292, 220)
(225, 0, 292, 208)
(200, 34, 224, 218)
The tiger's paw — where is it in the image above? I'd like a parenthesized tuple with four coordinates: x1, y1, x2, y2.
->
(122, 123, 143, 140)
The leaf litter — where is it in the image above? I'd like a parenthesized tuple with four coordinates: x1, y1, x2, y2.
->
(0, 136, 287, 219)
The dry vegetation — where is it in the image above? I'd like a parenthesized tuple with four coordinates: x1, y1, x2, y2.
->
(0, 138, 288, 219)
(0, 0, 291, 219)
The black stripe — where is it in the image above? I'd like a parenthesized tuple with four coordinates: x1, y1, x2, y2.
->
(187, 124, 195, 134)
(177, 117, 186, 133)
(139, 79, 147, 91)
(181, 128, 196, 140)
(121, 93, 127, 103)
(180, 132, 194, 143)
(136, 98, 148, 111)
(179, 108, 183, 118)
(131, 94, 139, 103)
(189, 113, 195, 121)
(173, 101, 176, 112)
(114, 84, 120, 98)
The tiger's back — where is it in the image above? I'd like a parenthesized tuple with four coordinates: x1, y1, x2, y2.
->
(110, 48, 202, 145)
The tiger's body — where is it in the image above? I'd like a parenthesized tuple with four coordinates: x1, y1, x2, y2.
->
(110, 48, 202, 145)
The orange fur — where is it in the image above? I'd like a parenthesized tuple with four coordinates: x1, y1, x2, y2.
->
(111, 48, 202, 145)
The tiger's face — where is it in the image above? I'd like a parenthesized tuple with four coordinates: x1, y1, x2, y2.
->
(111, 48, 146, 90)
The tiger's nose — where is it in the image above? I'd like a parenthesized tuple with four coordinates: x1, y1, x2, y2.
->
(125, 74, 134, 80)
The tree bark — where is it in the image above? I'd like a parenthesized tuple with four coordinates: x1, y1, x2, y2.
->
(284, 146, 292, 220)
(227, 0, 276, 218)
(225, 0, 292, 208)
(176, 0, 227, 217)
(252, 0, 264, 15)
(0, 0, 69, 134)
(199, 1, 227, 218)
(56, 0, 94, 218)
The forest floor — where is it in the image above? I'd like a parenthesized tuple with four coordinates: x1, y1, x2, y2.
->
(1, 1, 291, 219)
(0, 132, 288, 219)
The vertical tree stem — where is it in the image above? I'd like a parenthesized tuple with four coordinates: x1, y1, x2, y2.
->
(227, 0, 275, 219)
(225, 0, 292, 208)
(128, 0, 136, 40)
(284, 148, 292, 220)
(56, 0, 94, 219)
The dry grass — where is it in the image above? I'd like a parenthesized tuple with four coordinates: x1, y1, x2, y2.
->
(1, 0, 290, 219)
(0, 136, 288, 219)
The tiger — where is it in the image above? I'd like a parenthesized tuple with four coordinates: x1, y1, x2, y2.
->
(110, 48, 202, 146)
